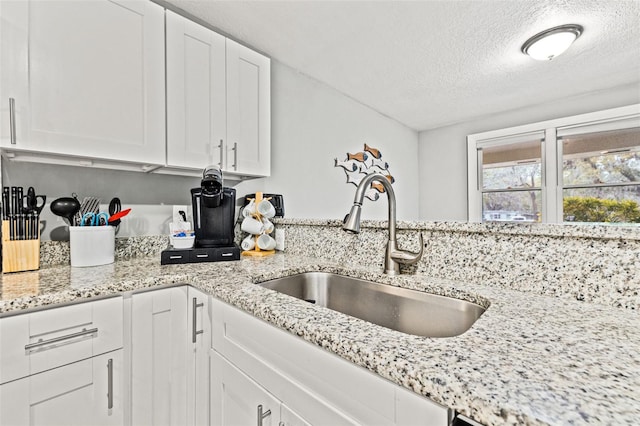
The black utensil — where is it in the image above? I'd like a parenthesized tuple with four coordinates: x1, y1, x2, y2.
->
(2, 187, 9, 220)
(50, 196, 81, 226)
(108, 197, 121, 226)
(16, 187, 23, 211)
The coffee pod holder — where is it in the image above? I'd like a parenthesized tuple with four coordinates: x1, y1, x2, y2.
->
(241, 192, 275, 257)
(1, 220, 40, 273)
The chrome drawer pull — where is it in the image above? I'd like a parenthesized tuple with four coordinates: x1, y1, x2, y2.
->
(107, 358, 114, 409)
(24, 327, 98, 352)
(232, 142, 238, 170)
(218, 139, 224, 168)
(192, 297, 204, 343)
(257, 404, 271, 426)
(9, 98, 16, 144)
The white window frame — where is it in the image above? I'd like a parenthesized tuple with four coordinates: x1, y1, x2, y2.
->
(467, 104, 640, 223)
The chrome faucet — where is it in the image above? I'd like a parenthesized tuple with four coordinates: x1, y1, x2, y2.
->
(343, 172, 424, 275)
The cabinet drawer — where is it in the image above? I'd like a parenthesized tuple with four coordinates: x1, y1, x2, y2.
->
(0, 297, 123, 384)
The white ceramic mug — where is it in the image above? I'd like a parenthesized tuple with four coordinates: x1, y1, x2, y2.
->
(241, 235, 256, 251)
(242, 199, 256, 218)
(241, 216, 264, 235)
(262, 218, 274, 234)
(257, 234, 276, 250)
(257, 200, 276, 218)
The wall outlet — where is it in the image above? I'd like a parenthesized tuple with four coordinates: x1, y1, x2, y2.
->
(275, 228, 285, 251)
(172, 205, 189, 224)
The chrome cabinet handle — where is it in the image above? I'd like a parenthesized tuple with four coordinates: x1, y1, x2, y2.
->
(107, 358, 114, 409)
(218, 139, 224, 168)
(257, 404, 271, 426)
(192, 297, 204, 343)
(24, 327, 98, 352)
(232, 142, 238, 170)
(9, 98, 16, 144)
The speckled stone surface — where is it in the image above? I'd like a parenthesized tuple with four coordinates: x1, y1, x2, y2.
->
(275, 219, 640, 310)
(1, 253, 638, 426)
(40, 235, 170, 267)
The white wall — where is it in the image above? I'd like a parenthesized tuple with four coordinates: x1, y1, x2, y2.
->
(3, 60, 419, 240)
(234, 60, 420, 222)
(418, 82, 640, 221)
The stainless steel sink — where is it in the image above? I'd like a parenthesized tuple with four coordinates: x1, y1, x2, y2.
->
(258, 272, 485, 337)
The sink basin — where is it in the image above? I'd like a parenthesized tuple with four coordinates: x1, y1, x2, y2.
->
(258, 272, 485, 337)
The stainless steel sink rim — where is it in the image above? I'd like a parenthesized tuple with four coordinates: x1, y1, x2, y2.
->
(258, 272, 486, 338)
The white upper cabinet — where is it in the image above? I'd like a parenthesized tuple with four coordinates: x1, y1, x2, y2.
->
(166, 11, 226, 171)
(0, 1, 270, 177)
(226, 39, 271, 177)
(0, 0, 165, 166)
(166, 16, 271, 178)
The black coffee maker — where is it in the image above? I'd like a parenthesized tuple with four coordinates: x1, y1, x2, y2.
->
(160, 166, 240, 265)
(190, 166, 236, 248)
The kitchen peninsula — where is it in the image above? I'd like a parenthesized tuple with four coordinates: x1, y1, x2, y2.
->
(1, 220, 638, 426)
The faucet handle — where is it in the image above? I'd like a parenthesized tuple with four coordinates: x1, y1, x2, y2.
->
(390, 233, 424, 265)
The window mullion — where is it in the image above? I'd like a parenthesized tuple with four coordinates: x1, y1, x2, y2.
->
(543, 127, 560, 223)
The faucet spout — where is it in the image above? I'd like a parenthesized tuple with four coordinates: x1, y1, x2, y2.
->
(342, 172, 424, 275)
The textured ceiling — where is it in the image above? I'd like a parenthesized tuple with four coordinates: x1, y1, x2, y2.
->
(165, 0, 640, 131)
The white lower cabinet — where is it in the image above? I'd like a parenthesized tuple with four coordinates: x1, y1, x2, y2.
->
(0, 348, 123, 425)
(0, 297, 124, 426)
(211, 351, 282, 426)
(187, 287, 212, 426)
(130, 287, 189, 425)
(281, 403, 313, 426)
(211, 298, 449, 426)
(1, 287, 451, 426)
(211, 351, 311, 426)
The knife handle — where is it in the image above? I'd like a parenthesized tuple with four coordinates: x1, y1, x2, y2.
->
(2, 187, 9, 220)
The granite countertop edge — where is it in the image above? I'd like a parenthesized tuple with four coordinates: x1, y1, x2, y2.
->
(1, 254, 638, 426)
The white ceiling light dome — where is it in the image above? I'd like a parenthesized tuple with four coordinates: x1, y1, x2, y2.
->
(522, 24, 584, 61)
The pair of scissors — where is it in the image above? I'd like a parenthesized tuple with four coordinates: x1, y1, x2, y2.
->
(81, 212, 109, 226)
(23, 187, 46, 215)
(108, 197, 122, 227)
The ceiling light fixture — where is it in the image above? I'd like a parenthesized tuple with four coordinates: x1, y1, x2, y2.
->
(521, 24, 583, 61)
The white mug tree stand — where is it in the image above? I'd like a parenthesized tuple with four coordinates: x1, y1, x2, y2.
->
(241, 192, 275, 257)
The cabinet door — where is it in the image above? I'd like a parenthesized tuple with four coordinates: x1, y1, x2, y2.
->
(280, 404, 312, 426)
(166, 10, 226, 170)
(187, 287, 211, 426)
(211, 351, 280, 426)
(0, 350, 124, 426)
(131, 287, 188, 425)
(0, 0, 165, 165)
(226, 39, 271, 177)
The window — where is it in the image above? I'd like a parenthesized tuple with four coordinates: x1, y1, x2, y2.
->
(561, 127, 640, 223)
(468, 104, 640, 224)
(480, 138, 542, 222)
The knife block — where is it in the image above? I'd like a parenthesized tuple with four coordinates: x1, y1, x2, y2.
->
(1, 221, 40, 273)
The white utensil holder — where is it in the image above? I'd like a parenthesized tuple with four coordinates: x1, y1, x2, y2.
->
(69, 226, 115, 267)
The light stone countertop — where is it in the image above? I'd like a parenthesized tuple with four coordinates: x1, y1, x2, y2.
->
(1, 254, 638, 426)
